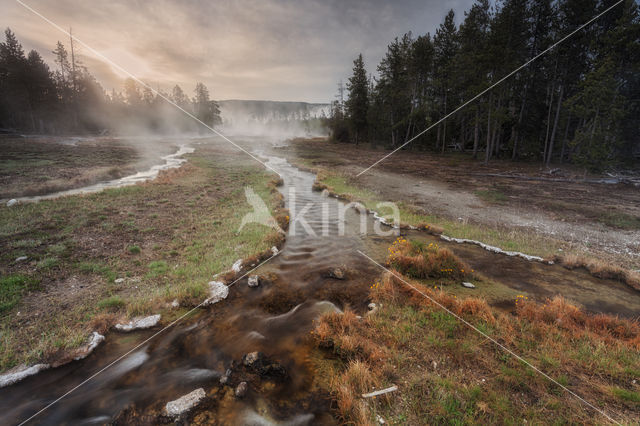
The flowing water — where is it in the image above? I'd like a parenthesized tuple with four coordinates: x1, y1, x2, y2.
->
(0, 141, 638, 425)
(7, 145, 194, 204)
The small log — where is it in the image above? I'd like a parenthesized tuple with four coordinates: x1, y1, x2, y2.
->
(362, 385, 398, 398)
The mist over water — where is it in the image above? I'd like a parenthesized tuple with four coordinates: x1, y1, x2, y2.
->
(218, 100, 329, 139)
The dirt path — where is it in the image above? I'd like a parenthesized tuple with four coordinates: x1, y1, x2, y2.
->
(362, 169, 639, 262)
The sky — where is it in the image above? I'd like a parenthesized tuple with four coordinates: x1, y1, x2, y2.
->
(1, 0, 475, 103)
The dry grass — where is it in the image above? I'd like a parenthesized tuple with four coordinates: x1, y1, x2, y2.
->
(311, 241, 640, 424)
(557, 254, 640, 291)
(331, 360, 381, 425)
(516, 296, 640, 345)
(387, 237, 473, 282)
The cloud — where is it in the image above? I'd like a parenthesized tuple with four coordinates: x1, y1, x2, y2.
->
(1, 0, 474, 102)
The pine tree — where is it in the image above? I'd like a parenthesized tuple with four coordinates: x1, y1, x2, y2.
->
(457, 0, 491, 157)
(408, 33, 435, 149)
(0, 28, 28, 129)
(193, 82, 221, 128)
(433, 10, 459, 153)
(171, 85, 189, 109)
(123, 79, 140, 106)
(52, 41, 70, 84)
(345, 53, 369, 144)
(377, 34, 413, 147)
(566, 59, 625, 171)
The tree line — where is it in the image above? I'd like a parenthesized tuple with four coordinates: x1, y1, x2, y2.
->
(0, 28, 221, 135)
(329, 0, 640, 171)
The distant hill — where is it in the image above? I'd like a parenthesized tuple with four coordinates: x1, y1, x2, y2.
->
(218, 100, 329, 125)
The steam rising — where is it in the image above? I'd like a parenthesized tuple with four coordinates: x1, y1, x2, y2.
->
(218, 100, 329, 139)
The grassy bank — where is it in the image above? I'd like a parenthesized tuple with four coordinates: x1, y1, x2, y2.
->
(311, 239, 640, 424)
(0, 137, 172, 199)
(314, 168, 566, 258)
(0, 146, 284, 371)
(309, 167, 640, 290)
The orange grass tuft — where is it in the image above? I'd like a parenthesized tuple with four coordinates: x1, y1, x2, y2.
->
(387, 237, 472, 281)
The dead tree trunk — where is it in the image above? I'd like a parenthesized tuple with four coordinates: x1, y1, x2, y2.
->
(560, 112, 571, 164)
(546, 84, 564, 166)
(484, 94, 493, 164)
(473, 108, 479, 159)
(441, 90, 448, 154)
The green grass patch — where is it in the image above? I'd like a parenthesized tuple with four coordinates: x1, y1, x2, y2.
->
(76, 261, 117, 282)
(0, 275, 38, 313)
(97, 295, 125, 311)
(36, 257, 59, 270)
(147, 260, 169, 277)
(598, 212, 640, 230)
(128, 245, 141, 254)
(611, 387, 640, 404)
(474, 188, 508, 203)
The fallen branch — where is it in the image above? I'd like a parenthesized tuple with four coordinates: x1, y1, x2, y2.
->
(362, 385, 398, 398)
(471, 173, 640, 186)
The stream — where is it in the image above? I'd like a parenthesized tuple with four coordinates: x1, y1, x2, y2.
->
(7, 144, 194, 204)
(0, 140, 638, 425)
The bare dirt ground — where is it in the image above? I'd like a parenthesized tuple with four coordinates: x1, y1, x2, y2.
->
(0, 136, 176, 199)
(287, 138, 640, 269)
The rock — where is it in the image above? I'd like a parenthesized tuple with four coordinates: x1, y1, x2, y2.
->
(203, 281, 229, 306)
(326, 266, 346, 280)
(171, 299, 180, 308)
(114, 278, 125, 284)
(235, 381, 248, 398)
(461, 282, 475, 289)
(15, 256, 28, 262)
(242, 351, 262, 367)
(6, 199, 17, 207)
(271, 246, 279, 255)
(247, 275, 259, 287)
(220, 368, 232, 385)
(377, 414, 386, 425)
(367, 302, 379, 316)
(0, 364, 50, 388)
(74, 332, 105, 360)
(242, 351, 288, 381)
(431, 360, 438, 371)
(115, 314, 161, 332)
(231, 259, 243, 273)
(164, 388, 206, 418)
